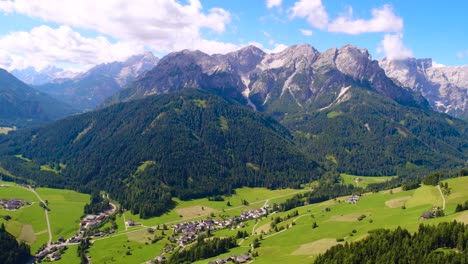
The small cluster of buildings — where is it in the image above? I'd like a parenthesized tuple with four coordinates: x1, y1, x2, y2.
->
(125, 219, 142, 227)
(35, 243, 67, 262)
(420, 206, 443, 220)
(208, 253, 252, 264)
(172, 207, 269, 247)
(345, 194, 362, 204)
(79, 204, 115, 234)
(0, 198, 30, 210)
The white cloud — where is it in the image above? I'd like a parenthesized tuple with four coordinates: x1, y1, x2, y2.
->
(267, 43, 288, 54)
(328, 5, 403, 34)
(0, 0, 234, 55)
(0, 25, 144, 71)
(289, 0, 328, 29)
(377, 33, 413, 60)
(266, 0, 282, 9)
(457, 50, 468, 59)
(432, 61, 445, 68)
(300, 29, 313, 36)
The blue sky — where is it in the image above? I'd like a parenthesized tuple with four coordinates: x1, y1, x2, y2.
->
(0, 0, 466, 71)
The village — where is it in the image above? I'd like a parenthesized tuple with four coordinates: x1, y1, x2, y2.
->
(34, 202, 116, 262)
(172, 207, 268, 247)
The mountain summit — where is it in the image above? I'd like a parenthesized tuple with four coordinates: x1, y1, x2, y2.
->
(378, 58, 468, 120)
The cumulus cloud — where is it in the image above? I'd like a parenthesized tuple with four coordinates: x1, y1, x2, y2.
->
(328, 5, 403, 34)
(377, 33, 413, 60)
(266, 0, 282, 9)
(289, 0, 328, 29)
(300, 29, 313, 36)
(0, 25, 144, 70)
(0, 0, 234, 55)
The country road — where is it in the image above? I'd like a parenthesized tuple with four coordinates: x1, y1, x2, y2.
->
(29, 186, 53, 245)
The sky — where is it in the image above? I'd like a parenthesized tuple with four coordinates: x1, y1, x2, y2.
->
(0, 0, 466, 72)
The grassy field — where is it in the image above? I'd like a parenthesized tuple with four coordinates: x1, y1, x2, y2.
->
(3, 176, 468, 263)
(36, 187, 90, 241)
(341, 173, 398, 188)
(0, 182, 90, 252)
(197, 176, 468, 264)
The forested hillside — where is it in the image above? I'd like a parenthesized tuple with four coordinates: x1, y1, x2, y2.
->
(0, 90, 320, 218)
(315, 221, 468, 264)
(283, 86, 468, 177)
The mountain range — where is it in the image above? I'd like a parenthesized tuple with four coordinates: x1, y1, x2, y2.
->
(30, 52, 158, 111)
(11, 65, 79, 86)
(105, 44, 466, 175)
(0, 44, 466, 217)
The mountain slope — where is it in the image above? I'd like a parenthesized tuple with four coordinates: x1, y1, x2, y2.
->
(35, 52, 158, 111)
(282, 85, 467, 176)
(378, 58, 468, 120)
(0, 68, 77, 127)
(0, 90, 320, 218)
(101, 44, 468, 175)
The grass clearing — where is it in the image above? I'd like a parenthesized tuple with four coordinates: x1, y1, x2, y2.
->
(385, 196, 412, 208)
(405, 185, 441, 208)
(292, 238, 339, 255)
(255, 223, 271, 234)
(176, 205, 217, 219)
(341, 174, 397, 188)
(454, 211, 468, 224)
(18, 224, 35, 244)
(328, 212, 371, 222)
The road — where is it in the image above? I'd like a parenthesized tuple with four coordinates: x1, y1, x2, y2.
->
(29, 186, 53, 246)
(437, 185, 446, 210)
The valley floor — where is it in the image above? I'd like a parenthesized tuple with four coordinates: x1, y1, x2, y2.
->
(1, 176, 467, 264)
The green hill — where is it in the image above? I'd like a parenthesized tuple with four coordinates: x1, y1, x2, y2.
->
(0, 69, 77, 127)
(0, 90, 320, 218)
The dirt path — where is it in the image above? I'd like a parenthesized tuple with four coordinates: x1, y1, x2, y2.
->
(437, 185, 446, 210)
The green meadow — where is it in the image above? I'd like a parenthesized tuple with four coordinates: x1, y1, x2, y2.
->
(36, 187, 89, 241)
(0, 181, 89, 252)
(340, 173, 398, 188)
(2, 176, 468, 263)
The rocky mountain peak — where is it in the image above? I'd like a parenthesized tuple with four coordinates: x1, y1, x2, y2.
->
(379, 57, 468, 119)
(335, 44, 372, 79)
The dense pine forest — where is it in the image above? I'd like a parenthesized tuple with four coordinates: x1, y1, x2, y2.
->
(315, 221, 468, 264)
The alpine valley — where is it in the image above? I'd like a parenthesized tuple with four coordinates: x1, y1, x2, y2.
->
(0, 44, 467, 264)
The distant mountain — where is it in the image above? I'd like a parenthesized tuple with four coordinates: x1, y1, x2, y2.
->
(0, 90, 320, 218)
(378, 58, 468, 120)
(0, 68, 77, 127)
(34, 52, 158, 111)
(11, 65, 78, 85)
(105, 44, 467, 176)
